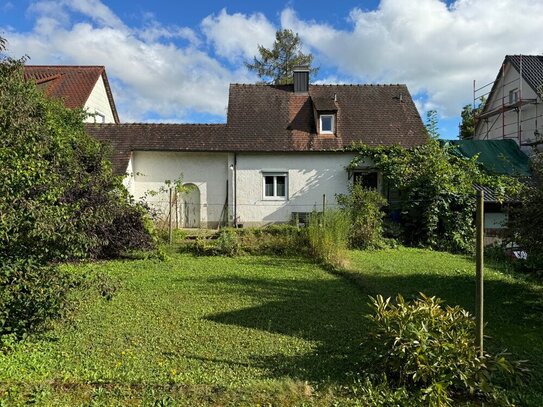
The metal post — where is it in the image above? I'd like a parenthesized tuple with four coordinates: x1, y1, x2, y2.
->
(322, 194, 326, 213)
(475, 190, 485, 356)
(169, 187, 173, 245)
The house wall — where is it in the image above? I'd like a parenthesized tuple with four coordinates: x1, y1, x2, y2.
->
(131, 151, 229, 228)
(475, 64, 542, 154)
(233, 152, 357, 227)
(83, 74, 116, 124)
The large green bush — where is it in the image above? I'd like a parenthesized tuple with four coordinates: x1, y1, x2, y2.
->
(337, 184, 388, 249)
(0, 38, 153, 340)
(507, 151, 543, 273)
(349, 141, 520, 253)
(367, 293, 520, 406)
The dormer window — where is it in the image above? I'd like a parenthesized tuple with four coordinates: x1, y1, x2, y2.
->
(320, 114, 335, 134)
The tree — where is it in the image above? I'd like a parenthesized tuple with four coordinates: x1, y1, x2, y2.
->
(459, 99, 485, 139)
(245, 29, 318, 85)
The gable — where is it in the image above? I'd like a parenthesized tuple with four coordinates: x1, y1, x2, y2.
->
(24, 65, 120, 123)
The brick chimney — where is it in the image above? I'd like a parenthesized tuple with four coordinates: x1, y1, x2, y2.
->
(293, 65, 309, 93)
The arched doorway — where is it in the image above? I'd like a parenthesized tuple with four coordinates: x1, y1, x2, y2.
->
(181, 184, 200, 228)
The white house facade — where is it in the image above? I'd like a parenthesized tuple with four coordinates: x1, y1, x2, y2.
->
(88, 68, 427, 228)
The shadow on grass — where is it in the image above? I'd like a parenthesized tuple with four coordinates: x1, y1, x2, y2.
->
(203, 256, 543, 388)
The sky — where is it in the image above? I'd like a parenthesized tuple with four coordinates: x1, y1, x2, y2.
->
(1, 0, 542, 139)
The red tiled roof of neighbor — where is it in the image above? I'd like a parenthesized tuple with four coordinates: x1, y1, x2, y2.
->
(86, 83, 427, 174)
(24, 65, 120, 123)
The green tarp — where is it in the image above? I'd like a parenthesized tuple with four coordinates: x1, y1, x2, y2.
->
(441, 139, 531, 177)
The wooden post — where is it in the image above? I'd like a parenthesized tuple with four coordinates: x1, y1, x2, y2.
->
(322, 194, 326, 213)
(475, 190, 485, 357)
(169, 187, 173, 245)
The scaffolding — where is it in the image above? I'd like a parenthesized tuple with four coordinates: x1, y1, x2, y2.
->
(473, 55, 543, 147)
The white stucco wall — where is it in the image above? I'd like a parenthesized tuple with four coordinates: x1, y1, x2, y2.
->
(233, 152, 358, 226)
(475, 64, 541, 153)
(83, 74, 116, 124)
(131, 151, 229, 228)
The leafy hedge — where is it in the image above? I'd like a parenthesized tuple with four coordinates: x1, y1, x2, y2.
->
(0, 38, 153, 340)
(348, 140, 521, 253)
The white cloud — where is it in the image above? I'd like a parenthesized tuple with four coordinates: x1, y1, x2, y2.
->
(281, 0, 543, 117)
(201, 8, 276, 62)
(4, 1, 254, 121)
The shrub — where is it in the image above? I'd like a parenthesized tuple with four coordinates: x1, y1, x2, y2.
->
(337, 184, 388, 249)
(235, 225, 308, 256)
(214, 229, 242, 256)
(307, 210, 350, 268)
(366, 293, 520, 405)
(507, 151, 543, 274)
(0, 261, 76, 340)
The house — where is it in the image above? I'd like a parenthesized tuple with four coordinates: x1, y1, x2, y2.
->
(24, 65, 120, 124)
(474, 55, 543, 154)
(87, 67, 427, 228)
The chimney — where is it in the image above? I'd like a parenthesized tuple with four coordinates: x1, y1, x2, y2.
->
(293, 65, 309, 93)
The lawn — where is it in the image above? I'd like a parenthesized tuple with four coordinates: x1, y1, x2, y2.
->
(1, 248, 542, 406)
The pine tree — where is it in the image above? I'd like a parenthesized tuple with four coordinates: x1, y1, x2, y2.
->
(245, 29, 318, 85)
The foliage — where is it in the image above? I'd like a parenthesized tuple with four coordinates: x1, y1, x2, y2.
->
(367, 293, 521, 406)
(459, 98, 485, 140)
(348, 140, 522, 253)
(0, 260, 76, 340)
(307, 210, 350, 268)
(507, 151, 543, 272)
(425, 109, 440, 139)
(0, 39, 153, 263)
(191, 225, 308, 257)
(337, 184, 388, 249)
(0, 37, 153, 341)
(245, 29, 318, 85)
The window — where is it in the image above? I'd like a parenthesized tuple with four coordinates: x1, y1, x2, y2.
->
(319, 114, 335, 134)
(263, 173, 287, 199)
(353, 171, 378, 190)
(509, 89, 519, 105)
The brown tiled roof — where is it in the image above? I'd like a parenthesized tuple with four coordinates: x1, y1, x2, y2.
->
(86, 123, 227, 174)
(87, 83, 427, 174)
(24, 65, 120, 123)
(226, 84, 427, 151)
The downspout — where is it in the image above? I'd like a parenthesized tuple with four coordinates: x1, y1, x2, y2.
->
(233, 153, 237, 227)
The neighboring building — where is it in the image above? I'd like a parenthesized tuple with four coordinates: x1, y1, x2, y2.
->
(24, 65, 120, 124)
(445, 139, 531, 244)
(474, 55, 543, 154)
(87, 67, 427, 228)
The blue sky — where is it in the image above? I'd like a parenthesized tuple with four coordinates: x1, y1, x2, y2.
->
(1, 0, 542, 139)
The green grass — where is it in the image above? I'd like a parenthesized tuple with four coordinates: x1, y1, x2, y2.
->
(0, 255, 368, 406)
(345, 247, 543, 406)
(1, 248, 542, 405)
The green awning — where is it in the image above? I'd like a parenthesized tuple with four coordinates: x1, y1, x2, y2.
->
(442, 139, 531, 177)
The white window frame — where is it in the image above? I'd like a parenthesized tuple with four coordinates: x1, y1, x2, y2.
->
(319, 114, 335, 134)
(262, 172, 288, 200)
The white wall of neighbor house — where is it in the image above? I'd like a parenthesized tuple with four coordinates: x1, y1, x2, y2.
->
(123, 155, 135, 196)
(131, 151, 229, 228)
(232, 152, 358, 227)
(476, 65, 541, 151)
(83, 74, 116, 124)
